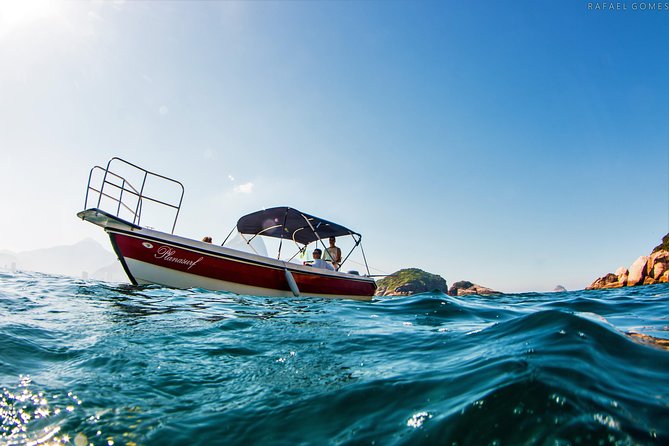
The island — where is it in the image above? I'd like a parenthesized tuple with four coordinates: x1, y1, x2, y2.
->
(588, 233, 669, 290)
(374, 268, 502, 297)
(375, 268, 448, 296)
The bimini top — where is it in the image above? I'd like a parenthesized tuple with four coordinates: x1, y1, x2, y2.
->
(236, 207, 360, 245)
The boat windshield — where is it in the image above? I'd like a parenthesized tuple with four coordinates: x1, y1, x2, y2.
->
(224, 232, 268, 257)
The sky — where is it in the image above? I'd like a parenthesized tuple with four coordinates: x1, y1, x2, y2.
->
(0, 0, 668, 292)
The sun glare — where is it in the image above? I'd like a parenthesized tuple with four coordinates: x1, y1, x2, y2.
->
(0, 0, 62, 37)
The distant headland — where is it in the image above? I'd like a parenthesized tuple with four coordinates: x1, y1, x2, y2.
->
(0, 238, 124, 281)
(587, 233, 669, 290)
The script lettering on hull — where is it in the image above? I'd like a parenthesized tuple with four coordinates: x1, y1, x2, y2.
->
(154, 246, 203, 270)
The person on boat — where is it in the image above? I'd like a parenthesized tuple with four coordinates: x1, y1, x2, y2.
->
(324, 237, 342, 270)
(310, 249, 334, 271)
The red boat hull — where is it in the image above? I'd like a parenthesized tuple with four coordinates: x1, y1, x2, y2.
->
(108, 229, 376, 300)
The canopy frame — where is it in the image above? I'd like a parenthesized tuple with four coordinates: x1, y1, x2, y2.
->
(223, 206, 370, 274)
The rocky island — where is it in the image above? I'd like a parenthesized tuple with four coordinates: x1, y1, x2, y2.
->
(588, 233, 669, 290)
(447, 281, 502, 296)
(374, 268, 501, 297)
(375, 268, 448, 296)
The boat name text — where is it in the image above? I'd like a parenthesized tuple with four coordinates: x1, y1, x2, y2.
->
(154, 246, 203, 270)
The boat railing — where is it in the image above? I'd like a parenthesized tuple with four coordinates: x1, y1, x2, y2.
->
(83, 157, 185, 234)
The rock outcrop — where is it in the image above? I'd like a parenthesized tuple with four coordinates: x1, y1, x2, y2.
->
(653, 233, 669, 253)
(553, 285, 567, 292)
(588, 273, 623, 290)
(447, 280, 502, 296)
(587, 233, 669, 290)
(375, 268, 448, 296)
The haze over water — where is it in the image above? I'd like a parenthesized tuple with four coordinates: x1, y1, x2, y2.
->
(1, 270, 668, 445)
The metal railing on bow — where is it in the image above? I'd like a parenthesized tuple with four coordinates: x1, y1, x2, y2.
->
(83, 157, 185, 234)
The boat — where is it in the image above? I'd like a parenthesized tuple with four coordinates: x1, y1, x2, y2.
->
(77, 158, 377, 300)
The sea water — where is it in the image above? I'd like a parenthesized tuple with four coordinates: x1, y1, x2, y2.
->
(1, 270, 668, 445)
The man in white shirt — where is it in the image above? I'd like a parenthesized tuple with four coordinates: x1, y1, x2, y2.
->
(324, 237, 342, 270)
(310, 248, 334, 271)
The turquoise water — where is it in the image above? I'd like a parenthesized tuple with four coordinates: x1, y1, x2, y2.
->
(1, 271, 668, 445)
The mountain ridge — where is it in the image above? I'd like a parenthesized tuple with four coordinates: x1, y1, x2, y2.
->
(0, 238, 126, 282)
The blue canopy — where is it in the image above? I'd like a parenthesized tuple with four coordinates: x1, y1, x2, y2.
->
(236, 207, 360, 245)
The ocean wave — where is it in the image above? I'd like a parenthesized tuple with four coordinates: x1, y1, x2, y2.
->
(1, 272, 667, 445)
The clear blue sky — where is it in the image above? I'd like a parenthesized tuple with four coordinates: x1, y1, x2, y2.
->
(1, 1, 667, 292)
